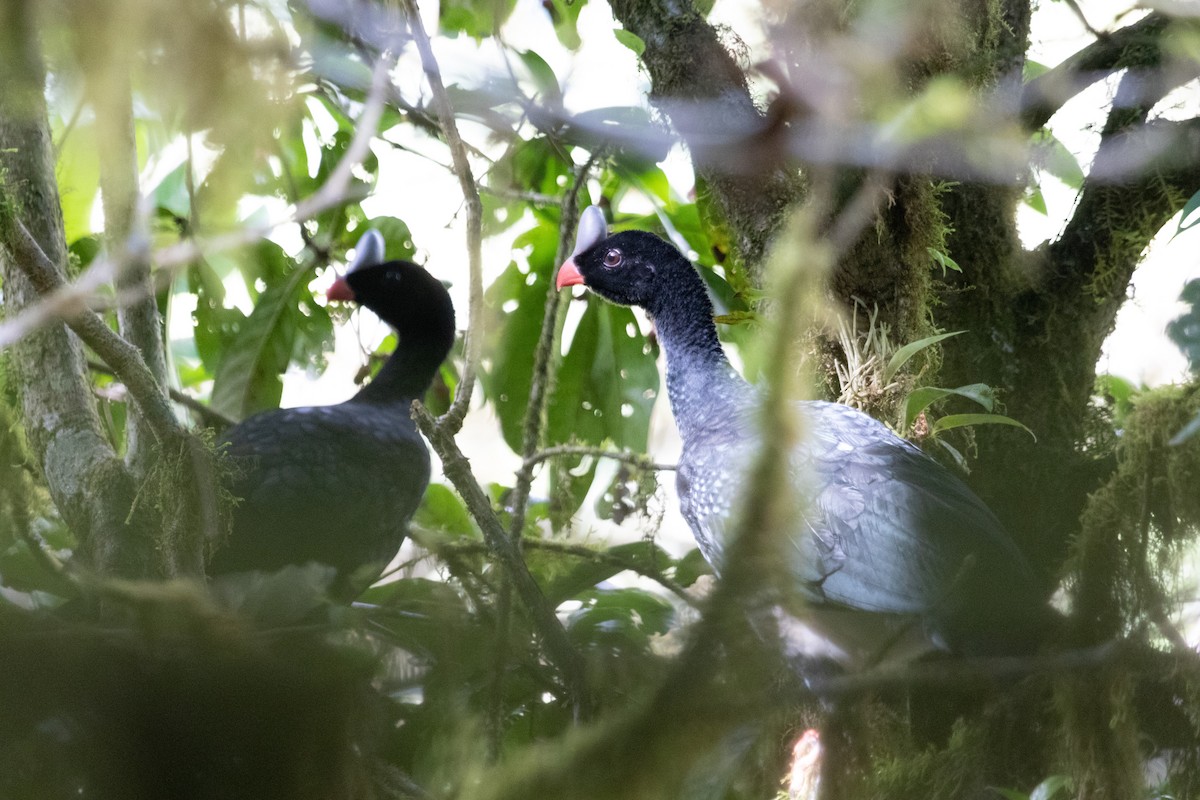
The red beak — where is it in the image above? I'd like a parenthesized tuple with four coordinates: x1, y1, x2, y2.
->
(556, 258, 585, 290)
(326, 277, 355, 302)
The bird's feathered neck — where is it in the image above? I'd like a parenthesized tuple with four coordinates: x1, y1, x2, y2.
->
(647, 258, 753, 443)
(351, 293, 455, 406)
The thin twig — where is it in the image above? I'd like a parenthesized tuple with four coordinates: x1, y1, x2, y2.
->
(400, 0, 482, 435)
(431, 536, 695, 606)
(507, 156, 600, 542)
(522, 444, 676, 474)
(411, 400, 591, 718)
(86, 360, 235, 429)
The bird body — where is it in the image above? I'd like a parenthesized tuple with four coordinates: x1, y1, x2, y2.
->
(210, 231, 454, 596)
(557, 207, 1049, 663)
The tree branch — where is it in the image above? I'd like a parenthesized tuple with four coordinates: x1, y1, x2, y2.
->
(411, 401, 591, 717)
(0, 211, 222, 576)
(78, 1, 169, 478)
(608, 0, 804, 273)
(400, 0, 482, 435)
(521, 444, 677, 475)
(506, 156, 599, 542)
(1020, 12, 1175, 131)
(86, 360, 235, 430)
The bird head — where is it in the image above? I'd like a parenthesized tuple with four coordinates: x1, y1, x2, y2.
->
(326, 229, 454, 339)
(556, 206, 687, 315)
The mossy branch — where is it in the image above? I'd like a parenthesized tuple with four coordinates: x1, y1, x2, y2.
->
(411, 400, 592, 718)
(507, 155, 599, 542)
(1020, 12, 1174, 132)
(0, 210, 219, 575)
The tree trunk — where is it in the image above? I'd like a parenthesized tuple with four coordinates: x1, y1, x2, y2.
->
(0, 0, 156, 579)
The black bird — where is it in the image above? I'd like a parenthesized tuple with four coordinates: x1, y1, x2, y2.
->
(556, 206, 1050, 664)
(210, 230, 455, 596)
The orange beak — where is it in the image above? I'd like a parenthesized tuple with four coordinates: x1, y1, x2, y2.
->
(556, 258, 585, 290)
(326, 277, 355, 302)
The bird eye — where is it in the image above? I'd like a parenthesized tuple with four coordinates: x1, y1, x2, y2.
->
(602, 249, 623, 268)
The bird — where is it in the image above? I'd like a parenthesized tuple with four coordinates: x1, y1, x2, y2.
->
(209, 230, 455, 597)
(556, 206, 1051, 665)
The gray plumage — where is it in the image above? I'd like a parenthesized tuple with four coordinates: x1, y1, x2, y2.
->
(557, 207, 1050, 662)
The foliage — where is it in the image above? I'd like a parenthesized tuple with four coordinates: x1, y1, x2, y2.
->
(1, 0, 1200, 797)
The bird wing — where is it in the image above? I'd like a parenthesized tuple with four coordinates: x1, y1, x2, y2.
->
(682, 401, 1040, 629)
(793, 402, 1041, 631)
(214, 404, 430, 578)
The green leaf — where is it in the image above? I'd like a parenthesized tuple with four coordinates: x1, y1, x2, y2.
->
(567, 587, 674, 647)
(930, 413, 1036, 441)
(935, 437, 969, 472)
(674, 547, 713, 587)
(1167, 278, 1200, 372)
(1176, 189, 1200, 238)
(150, 162, 192, 220)
(903, 383, 994, 430)
(210, 254, 316, 420)
(440, 0, 519, 39)
(541, 0, 586, 49)
(883, 331, 963, 383)
(517, 50, 562, 108)
(1032, 128, 1084, 189)
(927, 247, 961, 276)
(413, 483, 479, 539)
(613, 28, 646, 56)
(1024, 184, 1048, 215)
(542, 541, 673, 604)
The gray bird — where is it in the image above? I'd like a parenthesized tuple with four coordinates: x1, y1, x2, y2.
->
(556, 206, 1051, 665)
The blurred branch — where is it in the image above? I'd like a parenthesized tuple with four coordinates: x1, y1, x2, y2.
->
(401, 0, 482, 435)
(0, 217, 182, 449)
(86, 26, 167, 477)
(478, 185, 560, 206)
(411, 400, 592, 717)
(0, 55, 393, 351)
(1020, 12, 1174, 131)
(808, 641, 1120, 695)
(608, 0, 804, 274)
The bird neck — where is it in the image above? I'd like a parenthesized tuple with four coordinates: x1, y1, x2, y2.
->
(351, 323, 453, 406)
(648, 268, 752, 443)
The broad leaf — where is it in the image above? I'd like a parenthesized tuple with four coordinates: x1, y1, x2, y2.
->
(883, 331, 963, 383)
(210, 250, 321, 420)
(930, 413, 1036, 441)
(542, 541, 673, 605)
(903, 383, 994, 430)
